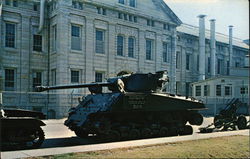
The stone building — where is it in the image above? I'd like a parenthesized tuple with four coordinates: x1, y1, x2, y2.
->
(0, 0, 248, 118)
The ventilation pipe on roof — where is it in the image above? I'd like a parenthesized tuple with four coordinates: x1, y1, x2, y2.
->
(229, 25, 233, 74)
(210, 19, 216, 77)
(198, 15, 206, 81)
(38, 0, 46, 33)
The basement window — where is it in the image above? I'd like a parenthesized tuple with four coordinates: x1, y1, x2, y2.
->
(195, 85, 201, 96)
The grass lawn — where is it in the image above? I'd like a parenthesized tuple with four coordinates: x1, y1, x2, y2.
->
(34, 135, 249, 158)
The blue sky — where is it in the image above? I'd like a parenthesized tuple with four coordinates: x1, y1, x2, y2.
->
(164, 0, 249, 40)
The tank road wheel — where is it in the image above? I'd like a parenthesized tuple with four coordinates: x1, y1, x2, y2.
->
(129, 129, 140, 140)
(141, 128, 152, 139)
(108, 130, 121, 141)
(26, 127, 45, 149)
(74, 129, 89, 138)
(214, 115, 223, 129)
(188, 113, 203, 126)
(169, 127, 178, 136)
(159, 127, 169, 137)
(179, 125, 193, 136)
(237, 115, 247, 130)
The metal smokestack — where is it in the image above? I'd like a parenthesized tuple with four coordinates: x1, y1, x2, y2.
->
(229, 25, 233, 74)
(210, 19, 216, 77)
(198, 15, 206, 80)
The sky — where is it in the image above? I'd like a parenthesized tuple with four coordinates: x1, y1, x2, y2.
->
(164, 0, 249, 40)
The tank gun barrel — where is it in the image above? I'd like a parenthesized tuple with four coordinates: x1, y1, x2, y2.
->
(36, 82, 111, 92)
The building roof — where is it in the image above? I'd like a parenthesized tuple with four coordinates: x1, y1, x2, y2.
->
(177, 23, 249, 49)
(192, 75, 249, 85)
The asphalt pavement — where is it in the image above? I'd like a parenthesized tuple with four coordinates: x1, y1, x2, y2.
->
(1, 117, 249, 159)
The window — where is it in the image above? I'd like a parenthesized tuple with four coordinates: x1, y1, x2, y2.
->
(151, 21, 155, 27)
(163, 24, 167, 30)
(186, 54, 190, 70)
(96, 30, 104, 54)
(128, 37, 135, 58)
(72, 1, 83, 10)
(217, 45, 223, 52)
(216, 85, 221, 96)
(226, 61, 230, 75)
(195, 85, 201, 96)
(240, 87, 248, 94)
(52, 25, 57, 52)
(129, 15, 132, 21)
(33, 4, 38, 11)
(97, 7, 101, 14)
(5, 23, 15, 48)
(71, 25, 81, 50)
(185, 82, 191, 96)
(176, 51, 180, 69)
(225, 86, 232, 96)
(33, 27, 42, 52)
(146, 39, 153, 60)
(177, 35, 181, 41)
(5, 69, 15, 91)
(71, 70, 79, 83)
(118, 0, 125, 4)
(134, 16, 137, 23)
(208, 57, 211, 73)
(124, 14, 128, 20)
(176, 81, 181, 94)
(196, 55, 199, 71)
(118, 13, 122, 19)
(235, 61, 240, 68)
(147, 19, 150, 26)
(163, 42, 168, 62)
(33, 35, 42, 52)
(102, 8, 106, 15)
(117, 35, 124, 56)
(217, 59, 223, 74)
(204, 85, 210, 96)
(51, 69, 56, 86)
(129, 0, 136, 7)
(187, 38, 192, 44)
(5, 0, 10, 5)
(13, 0, 18, 7)
(95, 72, 103, 82)
(33, 72, 42, 91)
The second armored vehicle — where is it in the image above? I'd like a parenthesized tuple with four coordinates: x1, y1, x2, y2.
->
(37, 71, 205, 140)
(1, 108, 46, 149)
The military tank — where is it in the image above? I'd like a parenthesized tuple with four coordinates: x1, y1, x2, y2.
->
(37, 71, 205, 141)
(0, 108, 46, 149)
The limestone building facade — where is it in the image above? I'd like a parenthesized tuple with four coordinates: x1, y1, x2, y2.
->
(0, 0, 248, 118)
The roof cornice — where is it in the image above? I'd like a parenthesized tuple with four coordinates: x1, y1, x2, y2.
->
(152, 0, 182, 26)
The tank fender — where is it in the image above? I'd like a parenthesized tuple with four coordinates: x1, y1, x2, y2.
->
(21, 118, 46, 127)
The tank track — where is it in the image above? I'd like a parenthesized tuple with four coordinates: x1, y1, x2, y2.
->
(1, 127, 45, 150)
(73, 111, 201, 141)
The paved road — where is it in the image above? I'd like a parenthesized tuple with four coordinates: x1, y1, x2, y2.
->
(41, 117, 215, 148)
(1, 117, 249, 159)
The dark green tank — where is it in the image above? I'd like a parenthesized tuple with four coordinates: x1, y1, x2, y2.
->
(37, 71, 205, 140)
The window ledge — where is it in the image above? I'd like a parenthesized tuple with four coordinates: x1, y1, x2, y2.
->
(95, 53, 106, 57)
(32, 51, 45, 55)
(145, 60, 155, 64)
(4, 47, 18, 53)
(71, 50, 83, 54)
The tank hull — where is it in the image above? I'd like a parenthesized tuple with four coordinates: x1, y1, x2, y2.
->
(64, 92, 205, 140)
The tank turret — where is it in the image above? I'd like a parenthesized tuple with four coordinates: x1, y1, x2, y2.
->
(36, 70, 168, 93)
(37, 71, 205, 141)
